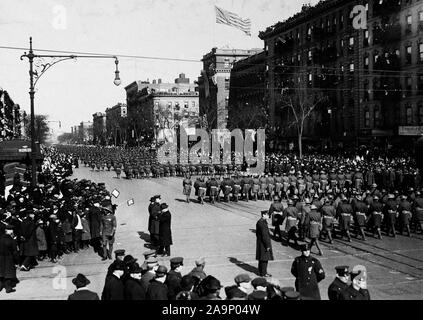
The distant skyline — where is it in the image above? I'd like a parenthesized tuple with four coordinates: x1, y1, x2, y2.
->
(0, 0, 319, 139)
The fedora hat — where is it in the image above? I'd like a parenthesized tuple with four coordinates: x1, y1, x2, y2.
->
(72, 273, 90, 288)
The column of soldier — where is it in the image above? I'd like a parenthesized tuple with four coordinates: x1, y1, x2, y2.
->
(0, 146, 119, 294)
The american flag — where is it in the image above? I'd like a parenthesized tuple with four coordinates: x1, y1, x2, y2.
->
(215, 6, 251, 36)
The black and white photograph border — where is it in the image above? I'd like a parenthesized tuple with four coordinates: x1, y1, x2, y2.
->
(0, 0, 422, 303)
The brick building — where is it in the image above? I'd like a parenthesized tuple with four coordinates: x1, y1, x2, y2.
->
(125, 74, 199, 145)
(257, 0, 423, 150)
(105, 103, 127, 146)
(92, 112, 107, 146)
(197, 47, 262, 129)
(0, 88, 22, 141)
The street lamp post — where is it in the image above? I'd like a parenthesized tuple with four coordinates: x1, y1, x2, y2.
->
(21, 37, 121, 187)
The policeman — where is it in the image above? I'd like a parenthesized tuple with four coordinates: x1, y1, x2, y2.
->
(290, 244, 325, 300)
(308, 204, 323, 256)
(166, 257, 184, 300)
(339, 265, 370, 300)
(328, 266, 350, 301)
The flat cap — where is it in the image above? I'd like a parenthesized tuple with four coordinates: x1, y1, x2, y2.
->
(146, 256, 158, 264)
(285, 291, 301, 300)
(251, 277, 267, 288)
(234, 273, 251, 284)
(335, 265, 350, 277)
(114, 249, 126, 256)
(248, 290, 267, 300)
(170, 257, 183, 266)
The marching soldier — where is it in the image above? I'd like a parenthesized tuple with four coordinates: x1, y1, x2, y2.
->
(183, 175, 193, 204)
(353, 195, 368, 241)
(398, 195, 412, 237)
(197, 178, 207, 205)
(336, 195, 353, 242)
(321, 197, 336, 244)
(232, 175, 242, 202)
(384, 194, 398, 237)
(413, 191, 423, 234)
(208, 177, 219, 204)
(268, 196, 284, 241)
(308, 204, 323, 256)
(328, 266, 350, 301)
(369, 195, 383, 239)
(283, 199, 299, 246)
(291, 244, 325, 300)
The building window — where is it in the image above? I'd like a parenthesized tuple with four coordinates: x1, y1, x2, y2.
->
(191, 101, 196, 109)
(224, 58, 230, 68)
(364, 56, 369, 69)
(349, 63, 355, 72)
(406, 76, 412, 95)
(365, 110, 370, 128)
(184, 101, 189, 109)
(406, 104, 413, 125)
(418, 74, 423, 93)
(340, 12, 344, 29)
(167, 102, 172, 108)
(419, 43, 423, 63)
(224, 77, 230, 90)
(225, 97, 229, 108)
(374, 107, 381, 127)
(364, 30, 369, 46)
(419, 11, 423, 22)
(364, 80, 370, 101)
(406, 45, 412, 64)
(406, 14, 412, 26)
(419, 104, 423, 124)
(349, 37, 354, 46)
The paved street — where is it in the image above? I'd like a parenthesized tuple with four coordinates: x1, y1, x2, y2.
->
(2, 165, 423, 300)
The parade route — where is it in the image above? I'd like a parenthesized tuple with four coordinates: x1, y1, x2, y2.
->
(2, 165, 423, 300)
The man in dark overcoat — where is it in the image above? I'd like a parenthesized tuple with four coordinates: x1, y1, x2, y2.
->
(68, 273, 99, 300)
(146, 265, 168, 300)
(165, 257, 183, 300)
(124, 264, 145, 300)
(158, 203, 172, 256)
(328, 266, 350, 300)
(256, 210, 273, 277)
(291, 244, 325, 300)
(20, 210, 39, 271)
(0, 225, 19, 293)
(88, 200, 103, 254)
(149, 195, 161, 247)
(101, 260, 125, 300)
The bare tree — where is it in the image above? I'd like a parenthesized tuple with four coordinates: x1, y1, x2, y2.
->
(280, 86, 327, 158)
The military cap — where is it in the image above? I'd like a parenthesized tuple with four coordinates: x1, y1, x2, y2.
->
(114, 249, 126, 257)
(400, 195, 407, 200)
(310, 204, 318, 210)
(371, 183, 377, 188)
(248, 290, 267, 300)
(170, 257, 184, 266)
(195, 257, 206, 266)
(287, 199, 294, 205)
(373, 195, 379, 200)
(149, 197, 156, 202)
(251, 277, 267, 288)
(155, 265, 168, 276)
(388, 194, 395, 199)
(234, 273, 251, 284)
(335, 266, 350, 277)
(161, 203, 169, 210)
(143, 249, 156, 258)
(285, 291, 301, 300)
(300, 243, 310, 252)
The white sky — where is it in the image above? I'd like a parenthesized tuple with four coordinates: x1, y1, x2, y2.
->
(0, 0, 319, 137)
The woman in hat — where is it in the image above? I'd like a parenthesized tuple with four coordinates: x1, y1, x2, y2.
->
(35, 219, 48, 261)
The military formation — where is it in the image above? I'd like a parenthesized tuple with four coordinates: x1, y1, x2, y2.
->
(0, 147, 119, 294)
